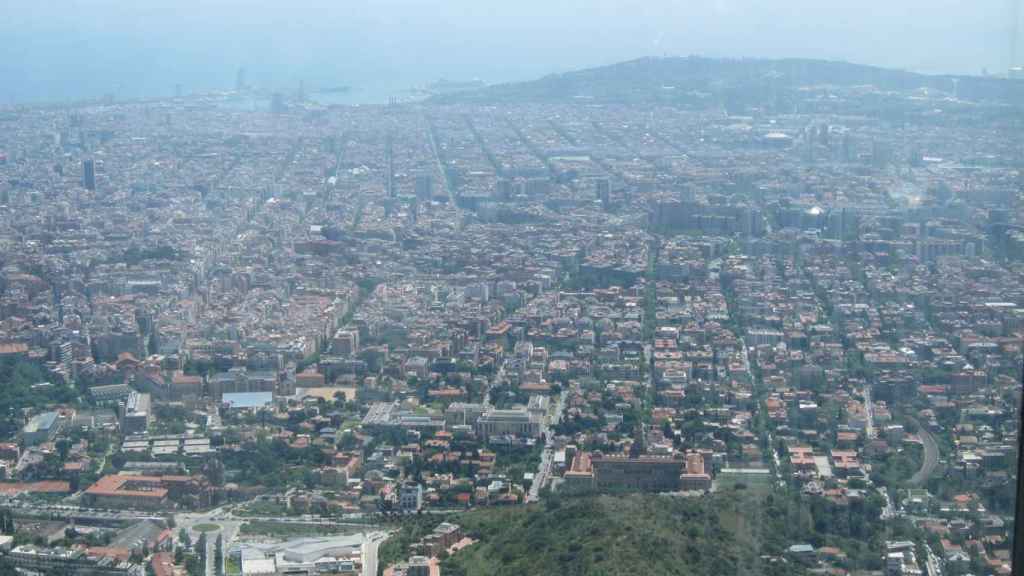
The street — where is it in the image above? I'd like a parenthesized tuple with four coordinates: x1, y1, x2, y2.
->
(908, 416, 939, 487)
(527, 387, 568, 502)
(864, 385, 876, 440)
(362, 531, 387, 576)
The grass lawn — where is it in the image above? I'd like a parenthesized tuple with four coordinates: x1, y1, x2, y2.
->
(236, 500, 292, 517)
(192, 523, 221, 533)
(239, 521, 362, 538)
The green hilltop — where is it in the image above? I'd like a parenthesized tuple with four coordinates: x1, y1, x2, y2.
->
(434, 56, 1024, 108)
(379, 488, 913, 576)
(446, 493, 758, 576)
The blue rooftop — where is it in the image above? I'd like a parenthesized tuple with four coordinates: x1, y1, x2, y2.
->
(221, 392, 274, 409)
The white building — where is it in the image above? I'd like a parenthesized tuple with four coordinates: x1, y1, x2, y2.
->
(235, 534, 375, 576)
(475, 408, 540, 439)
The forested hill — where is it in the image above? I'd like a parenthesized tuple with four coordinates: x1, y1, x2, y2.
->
(435, 56, 1024, 107)
(381, 490, 898, 576)
(449, 493, 752, 576)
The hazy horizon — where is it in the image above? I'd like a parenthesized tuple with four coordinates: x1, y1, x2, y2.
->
(2, 0, 1021, 105)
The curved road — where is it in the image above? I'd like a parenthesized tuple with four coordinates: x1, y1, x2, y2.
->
(908, 417, 939, 486)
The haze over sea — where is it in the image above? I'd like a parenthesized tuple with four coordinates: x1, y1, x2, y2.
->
(0, 0, 1017, 106)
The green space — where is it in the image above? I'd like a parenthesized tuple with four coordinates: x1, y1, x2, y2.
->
(870, 443, 924, 489)
(220, 438, 337, 488)
(235, 500, 292, 518)
(492, 443, 543, 484)
(0, 357, 77, 437)
(238, 521, 360, 538)
(192, 523, 221, 533)
(443, 493, 766, 576)
(377, 515, 447, 569)
(379, 489, 904, 576)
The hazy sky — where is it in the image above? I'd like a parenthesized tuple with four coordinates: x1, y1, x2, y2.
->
(1, 0, 1018, 103)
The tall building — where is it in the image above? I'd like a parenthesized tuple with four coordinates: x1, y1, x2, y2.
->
(386, 135, 395, 198)
(415, 174, 433, 201)
(331, 329, 359, 356)
(595, 178, 611, 210)
(235, 67, 246, 92)
(270, 93, 286, 114)
(399, 482, 423, 512)
(83, 159, 96, 191)
(496, 178, 513, 200)
(119, 392, 152, 435)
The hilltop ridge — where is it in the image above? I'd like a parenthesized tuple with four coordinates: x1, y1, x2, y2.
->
(436, 55, 1024, 107)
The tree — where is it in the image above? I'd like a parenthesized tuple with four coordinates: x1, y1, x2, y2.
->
(215, 534, 224, 576)
(185, 553, 203, 576)
(0, 358, 59, 437)
(661, 419, 675, 440)
(204, 458, 225, 487)
(196, 532, 208, 575)
(178, 528, 191, 549)
(55, 438, 70, 461)
(0, 508, 14, 534)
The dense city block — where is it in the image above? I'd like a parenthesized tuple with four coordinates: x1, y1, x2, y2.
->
(0, 57, 1021, 575)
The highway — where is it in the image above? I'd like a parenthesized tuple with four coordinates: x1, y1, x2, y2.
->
(362, 531, 388, 576)
(908, 416, 939, 487)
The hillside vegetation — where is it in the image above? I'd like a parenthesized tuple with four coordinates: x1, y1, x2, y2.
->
(435, 56, 1024, 109)
(378, 488, 911, 576)
(440, 493, 794, 576)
